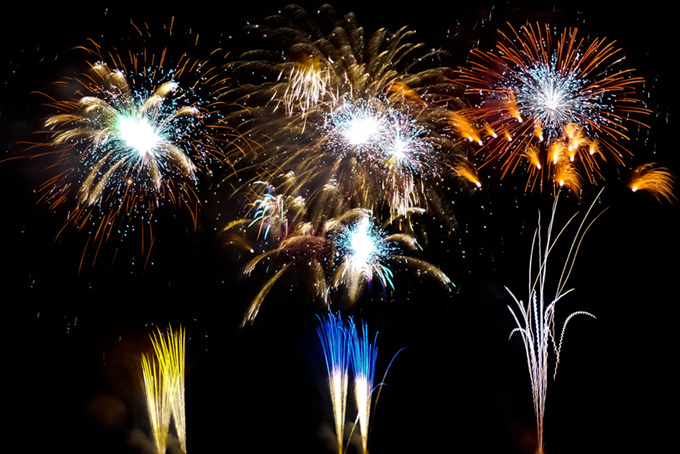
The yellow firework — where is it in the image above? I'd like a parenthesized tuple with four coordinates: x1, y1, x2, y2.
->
(150, 325, 187, 453)
(140, 353, 171, 454)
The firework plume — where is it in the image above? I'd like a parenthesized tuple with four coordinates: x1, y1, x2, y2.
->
(505, 192, 603, 453)
(141, 353, 171, 454)
(317, 312, 351, 454)
(348, 318, 379, 454)
(150, 325, 187, 453)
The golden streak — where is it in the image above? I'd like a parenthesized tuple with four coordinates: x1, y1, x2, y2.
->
(149, 326, 187, 453)
(141, 353, 171, 454)
(629, 163, 676, 202)
(448, 112, 482, 145)
(524, 145, 542, 169)
(554, 160, 581, 193)
(452, 160, 482, 188)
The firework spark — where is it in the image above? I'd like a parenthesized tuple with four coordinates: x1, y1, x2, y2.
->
(36, 20, 236, 268)
(628, 163, 675, 202)
(317, 312, 351, 454)
(505, 192, 603, 454)
(456, 22, 649, 191)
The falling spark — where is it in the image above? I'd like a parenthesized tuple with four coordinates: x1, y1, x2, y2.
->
(628, 163, 676, 202)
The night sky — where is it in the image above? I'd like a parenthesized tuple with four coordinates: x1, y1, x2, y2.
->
(2, 1, 678, 454)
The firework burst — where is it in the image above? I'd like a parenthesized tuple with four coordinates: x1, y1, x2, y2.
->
(455, 22, 649, 191)
(225, 182, 451, 325)
(36, 20, 237, 268)
(223, 4, 475, 227)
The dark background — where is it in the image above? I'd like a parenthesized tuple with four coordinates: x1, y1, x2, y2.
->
(1, 1, 678, 454)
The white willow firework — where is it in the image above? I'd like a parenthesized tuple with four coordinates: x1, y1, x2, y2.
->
(505, 192, 603, 454)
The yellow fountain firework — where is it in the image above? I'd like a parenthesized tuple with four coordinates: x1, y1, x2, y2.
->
(141, 325, 187, 453)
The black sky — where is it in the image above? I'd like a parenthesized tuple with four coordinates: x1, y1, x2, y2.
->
(2, 1, 678, 454)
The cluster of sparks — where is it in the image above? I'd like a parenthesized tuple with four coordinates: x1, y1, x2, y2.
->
(140, 325, 187, 454)
(454, 22, 661, 194)
(317, 313, 391, 454)
(37, 20, 236, 268)
(226, 197, 451, 326)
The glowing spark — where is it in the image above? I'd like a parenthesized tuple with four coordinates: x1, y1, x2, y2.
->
(116, 115, 162, 157)
(629, 163, 676, 202)
(337, 216, 393, 296)
(452, 159, 482, 188)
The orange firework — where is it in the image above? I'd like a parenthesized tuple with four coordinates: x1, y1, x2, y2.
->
(455, 22, 650, 191)
(629, 163, 676, 202)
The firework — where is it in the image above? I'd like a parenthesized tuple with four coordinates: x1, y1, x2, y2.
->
(37, 20, 237, 268)
(455, 22, 649, 191)
(317, 312, 351, 454)
(223, 4, 475, 226)
(348, 318, 379, 454)
(141, 353, 171, 454)
(628, 163, 675, 202)
(226, 183, 451, 325)
(150, 325, 187, 453)
(505, 192, 603, 454)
